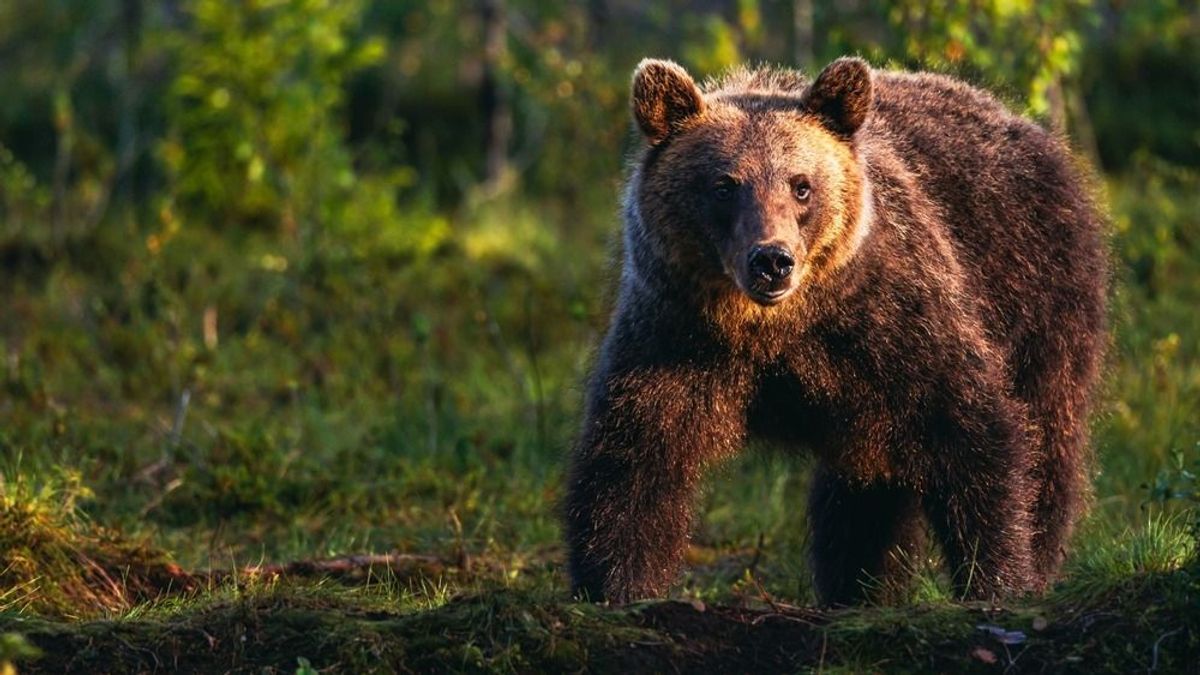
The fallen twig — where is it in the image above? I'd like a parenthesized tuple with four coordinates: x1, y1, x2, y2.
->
(204, 552, 451, 584)
(1149, 626, 1183, 673)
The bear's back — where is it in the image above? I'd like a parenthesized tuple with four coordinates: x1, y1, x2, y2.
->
(866, 69, 1080, 240)
(865, 70, 1106, 353)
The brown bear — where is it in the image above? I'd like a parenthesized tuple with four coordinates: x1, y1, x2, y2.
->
(563, 57, 1108, 606)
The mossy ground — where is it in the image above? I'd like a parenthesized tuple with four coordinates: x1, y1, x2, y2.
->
(1, 561, 1195, 673)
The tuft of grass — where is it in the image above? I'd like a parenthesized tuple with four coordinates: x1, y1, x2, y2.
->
(0, 469, 188, 619)
(1057, 510, 1197, 606)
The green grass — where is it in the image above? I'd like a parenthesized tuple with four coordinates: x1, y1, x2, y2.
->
(0, 161, 1197, 671)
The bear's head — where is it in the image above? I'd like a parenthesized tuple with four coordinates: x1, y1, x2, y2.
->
(628, 57, 874, 312)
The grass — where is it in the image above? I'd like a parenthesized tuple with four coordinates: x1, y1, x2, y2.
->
(0, 160, 1197, 671)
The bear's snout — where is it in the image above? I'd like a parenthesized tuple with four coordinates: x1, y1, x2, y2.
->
(743, 243, 797, 305)
(748, 245, 795, 282)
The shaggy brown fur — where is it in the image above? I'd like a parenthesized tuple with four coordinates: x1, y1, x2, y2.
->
(564, 57, 1108, 606)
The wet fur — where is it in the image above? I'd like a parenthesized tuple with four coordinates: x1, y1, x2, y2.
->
(564, 59, 1108, 605)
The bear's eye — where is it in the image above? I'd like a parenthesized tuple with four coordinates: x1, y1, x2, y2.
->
(712, 176, 738, 202)
(791, 176, 812, 202)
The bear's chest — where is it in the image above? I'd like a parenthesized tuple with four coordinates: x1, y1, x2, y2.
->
(746, 335, 930, 483)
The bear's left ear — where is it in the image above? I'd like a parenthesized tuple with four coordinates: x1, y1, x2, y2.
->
(803, 57, 873, 137)
(631, 59, 705, 145)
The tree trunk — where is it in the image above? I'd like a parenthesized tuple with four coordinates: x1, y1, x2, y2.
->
(794, 0, 814, 71)
(1067, 81, 1102, 168)
(50, 86, 75, 243)
(587, 0, 608, 51)
(115, 0, 143, 203)
(480, 0, 511, 194)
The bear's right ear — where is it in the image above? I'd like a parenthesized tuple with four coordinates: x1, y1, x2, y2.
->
(803, 57, 873, 137)
(631, 59, 705, 145)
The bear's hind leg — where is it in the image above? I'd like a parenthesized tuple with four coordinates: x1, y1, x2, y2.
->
(922, 389, 1039, 599)
(1026, 373, 1097, 584)
(808, 463, 926, 606)
(1014, 319, 1103, 586)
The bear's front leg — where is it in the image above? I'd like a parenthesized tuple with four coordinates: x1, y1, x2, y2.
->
(564, 358, 750, 603)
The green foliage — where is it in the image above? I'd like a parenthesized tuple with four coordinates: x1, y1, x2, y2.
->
(160, 0, 446, 260)
(164, 0, 380, 226)
(0, 632, 41, 674)
(886, 0, 1095, 119)
(1144, 445, 1200, 539)
(0, 145, 50, 238)
(1097, 161, 1200, 516)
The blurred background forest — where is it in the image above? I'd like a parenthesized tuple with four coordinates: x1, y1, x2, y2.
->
(0, 0, 1197, 612)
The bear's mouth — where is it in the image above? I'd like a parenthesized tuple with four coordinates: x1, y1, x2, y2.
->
(745, 285, 793, 306)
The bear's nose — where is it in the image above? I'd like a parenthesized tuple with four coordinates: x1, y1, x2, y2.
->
(748, 245, 795, 283)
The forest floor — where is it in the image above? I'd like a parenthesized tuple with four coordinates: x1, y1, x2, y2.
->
(0, 540, 1195, 674)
